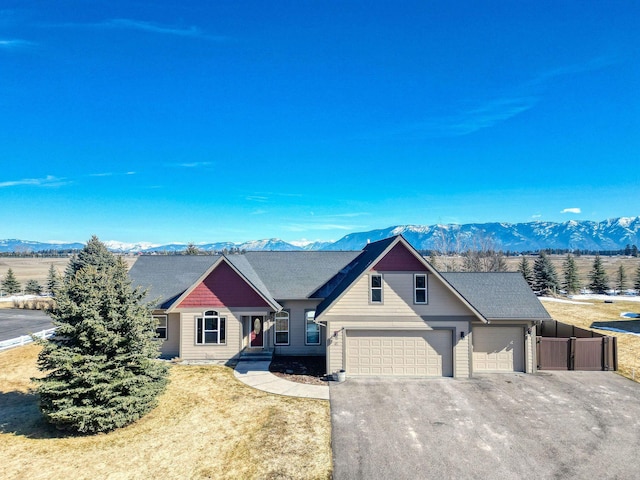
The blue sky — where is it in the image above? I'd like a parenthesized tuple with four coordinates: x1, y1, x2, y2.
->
(1, 1, 638, 245)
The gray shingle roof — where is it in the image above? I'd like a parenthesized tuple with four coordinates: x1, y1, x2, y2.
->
(442, 272, 551, 320)
(128, 255, 219, 309)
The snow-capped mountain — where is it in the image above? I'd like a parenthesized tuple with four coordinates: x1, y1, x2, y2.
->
(1, 217, 638, 254)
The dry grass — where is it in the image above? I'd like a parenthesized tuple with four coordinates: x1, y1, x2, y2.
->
(541, 299, 640, 381)
(0, 345, 332, 480)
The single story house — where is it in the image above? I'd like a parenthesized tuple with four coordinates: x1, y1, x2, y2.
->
(129, 235, 550, 378)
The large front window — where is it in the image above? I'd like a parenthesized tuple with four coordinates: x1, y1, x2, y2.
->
(305, 311, 320, 345)
(275, 311, 289, 345)
(196, 310, 226, 345)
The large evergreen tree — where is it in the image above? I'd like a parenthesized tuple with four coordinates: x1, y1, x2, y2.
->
(35, 236, 169, 434)
(1, 268, 21, 295)
(562, 254, 580, 294)
(533, 252, 559, 294)
(517, 256, 535, 289)
(588, 255, 609, 293)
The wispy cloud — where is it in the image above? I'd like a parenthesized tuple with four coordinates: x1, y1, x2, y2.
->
(246, 195, 269, 202)
(88, 171, 137, 177)
(105, 18, 206, 38)
(251, 209, 267, 215)
(169, 161, 213, 168)
(0, 175, 67, 188)
(283, 223, 363, 233)
(561, 208, 581, 214)
(0, 39, 35, 49)
(389, 56, 619, 139)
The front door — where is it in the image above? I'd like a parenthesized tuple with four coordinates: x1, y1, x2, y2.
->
(250, 316, 264, 347)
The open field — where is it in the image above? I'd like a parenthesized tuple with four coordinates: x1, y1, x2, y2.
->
(541, 298, 640, 381)
(2, 254, 639, 293)
(0, 345, 331, 480)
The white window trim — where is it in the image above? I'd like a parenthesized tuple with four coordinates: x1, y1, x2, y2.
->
(274, 311, 290, 346)
(195, 310, 227, 345)
(154, 315, 168, 340)
(414, 274, 428, 304)
(369, 273, 383, 304)
(305, 310, 321, 346)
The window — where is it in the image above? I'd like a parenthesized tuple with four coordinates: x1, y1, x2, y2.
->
(196, 310, 226, 345)
(414, 274, 428, 304)
(370, 274, 383, 303)
(274, 311, 289, 345)
(154, 315, 167, 340)
(305, 310, 320, 345)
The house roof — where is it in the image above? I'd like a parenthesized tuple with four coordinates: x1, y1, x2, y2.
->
(128, 255, 219, 309)
(128, 238, 549, 321)
(128, 251, 360, 309)
(442, 272, 551, 320)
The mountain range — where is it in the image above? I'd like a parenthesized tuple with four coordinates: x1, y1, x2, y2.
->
(2, 217, 639, 254)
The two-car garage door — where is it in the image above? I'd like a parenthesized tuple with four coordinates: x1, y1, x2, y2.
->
(346, 330, 453, 377)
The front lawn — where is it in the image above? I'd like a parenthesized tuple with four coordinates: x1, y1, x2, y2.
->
(0, 345, 331, 480)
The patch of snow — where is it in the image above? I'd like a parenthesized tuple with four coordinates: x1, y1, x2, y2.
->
(621, 312, 640, 319)
(594, 326, 640, 336)
(539, 297, 593, 305)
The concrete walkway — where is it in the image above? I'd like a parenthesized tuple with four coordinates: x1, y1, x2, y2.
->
(233, 360, 330, 400)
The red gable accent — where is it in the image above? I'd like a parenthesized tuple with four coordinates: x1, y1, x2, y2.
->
(372, 242, 428, 271)
(178, 261, 269, 308)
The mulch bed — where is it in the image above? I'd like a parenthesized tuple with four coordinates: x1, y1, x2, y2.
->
(269, 356, 331, 385)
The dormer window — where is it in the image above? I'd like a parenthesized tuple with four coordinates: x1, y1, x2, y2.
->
(370, 274, 383, 303)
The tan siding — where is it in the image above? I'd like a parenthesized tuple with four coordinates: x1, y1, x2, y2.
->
(178, 308, 244, 361)
(329, 272, 475, 317)
(159, 313, 180, 358)
(275, 300, 324, 356)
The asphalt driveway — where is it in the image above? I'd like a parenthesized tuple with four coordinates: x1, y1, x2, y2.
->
(330, 372, 640, 479)
(0, 309, 53, 343)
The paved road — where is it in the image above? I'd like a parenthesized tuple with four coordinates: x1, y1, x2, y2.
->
(0, 309, 54, 342)
(330, 372, 640, 480)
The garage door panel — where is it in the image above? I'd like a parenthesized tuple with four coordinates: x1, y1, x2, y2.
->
(473, 326, 524, 372)
(346, 330, 453, 377)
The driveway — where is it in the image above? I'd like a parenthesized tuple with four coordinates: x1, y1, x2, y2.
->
(330, 372, 640, 479)
(0, 309, 54, 343)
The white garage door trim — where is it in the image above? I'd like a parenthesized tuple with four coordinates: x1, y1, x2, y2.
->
(472, 326, 524, 372)
(345, 329, 453, 377)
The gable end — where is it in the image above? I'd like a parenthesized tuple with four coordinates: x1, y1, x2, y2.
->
(177, 261, 270, 309)
(372, 243, 428, 271)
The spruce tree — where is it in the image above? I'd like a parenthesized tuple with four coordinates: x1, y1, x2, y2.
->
(517, 256, 535, 289)
(1, 268, 21, 295)
(47, 264, 61, 296)
(615, 264, 627, 293)
(35, 236, 169, 434)
(25, 279, 43, 295)
(588, 255, 609, 293)
(533, 252, 559, 294)
(562, 254, 580, 294)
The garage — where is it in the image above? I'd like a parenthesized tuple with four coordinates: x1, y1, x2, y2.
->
(345, 329, 453, 377)
(472, 326, 524, 372)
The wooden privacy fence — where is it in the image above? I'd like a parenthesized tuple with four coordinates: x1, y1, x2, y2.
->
(537, 320, 617, 371)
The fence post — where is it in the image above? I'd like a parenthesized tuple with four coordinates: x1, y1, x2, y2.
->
(569, 337, 576, 370)
(603, 336, 609, 371)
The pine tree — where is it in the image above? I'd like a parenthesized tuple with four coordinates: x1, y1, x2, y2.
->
(25, 279, 43, 295)
(533, 252, 559, 294)
(35, 236, 169, 434)
(1, 268, 21, 295)
(517, 256, 535, 289)
(562, 254, 580, 294)
(588, 255, 609, 293)
(47, 264, 61, 296)
(615, 264, 627, 292)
